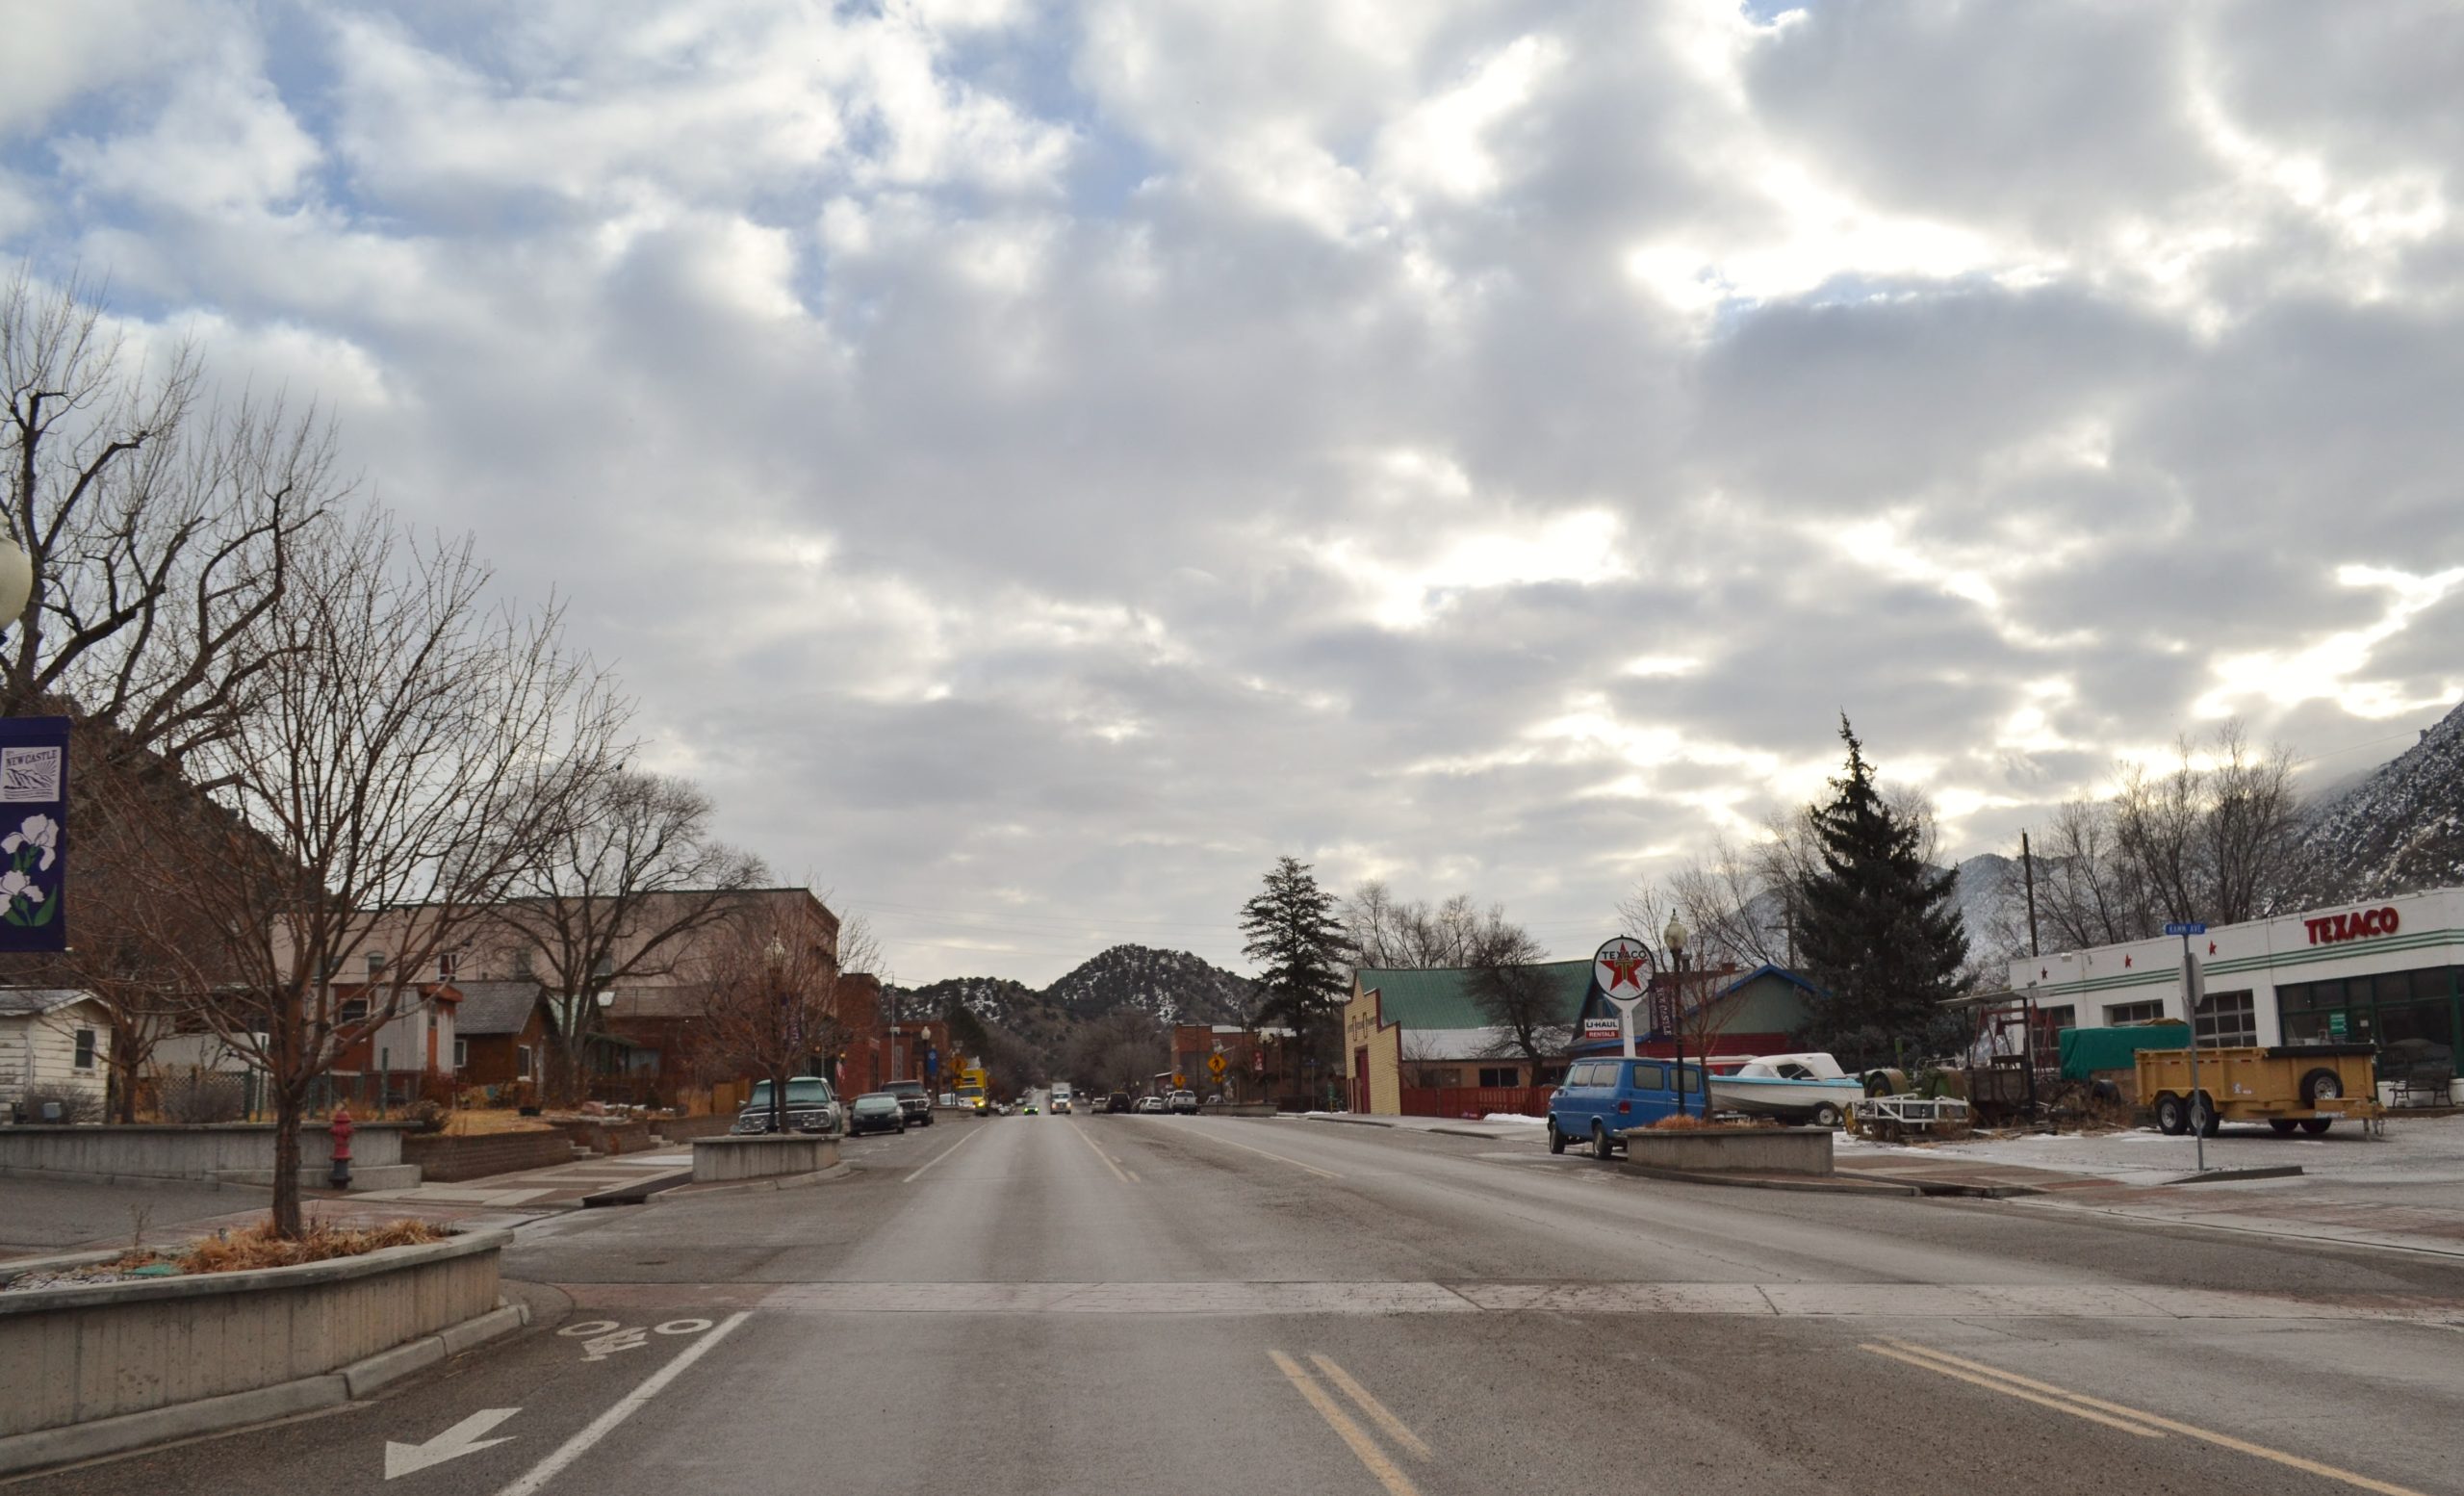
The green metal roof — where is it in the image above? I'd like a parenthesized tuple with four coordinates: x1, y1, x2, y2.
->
(1353, 961, 1594, 1029)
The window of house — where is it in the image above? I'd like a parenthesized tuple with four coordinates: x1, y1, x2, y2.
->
(73, 1027, 96, 1070)
(2194, 991, 2257, 1047)
(517, 1045, 534, 1079)
(453, 1039, 469, 1070)
(437, 950, 458, 980)
(1476, 1066, 1518, 1088)
(2106, 1000, 2167, 1025)
(366, 951, 387, 977)
(337, 997, 369, 1023)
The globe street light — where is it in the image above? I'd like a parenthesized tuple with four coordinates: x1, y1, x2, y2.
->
(1663, 913, 1694, 1119)
(0, 533, 31, 662)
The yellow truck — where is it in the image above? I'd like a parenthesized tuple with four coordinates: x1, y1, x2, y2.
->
(2135, 1045, 2382, 1137)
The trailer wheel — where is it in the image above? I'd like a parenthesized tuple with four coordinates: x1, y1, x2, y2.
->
(2153, 1092, 2188, 1135)
(1813, 1102, 1843, 1129)
(2299, 1118, 2333, 1136)
(2269, 1119, 2298, 1136)
(2298, 1069, 2343, 1106)
(1548, 1120, 1567, 1155)
(2192, 1091, 2222, 1137)
(1591, 1122, 1614, 1161)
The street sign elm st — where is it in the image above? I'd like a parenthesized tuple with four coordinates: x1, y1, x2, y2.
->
(2164, 922, 2207, 936)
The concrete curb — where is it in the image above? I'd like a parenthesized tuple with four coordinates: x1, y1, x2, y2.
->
(2010, 1197, 2464, 1262)
(578, 1167, 694, 1208)
(652, 1162, 855, 1201)
(2160, 1165, 2306, 1186)
(0, 1230, 511, 1316)
(0, 1296, 529, 1478)
(1620, 1160, 1921, 1197)
(1428, 1126, 1510, 1141)
(1304, 1115, 1394, 1129)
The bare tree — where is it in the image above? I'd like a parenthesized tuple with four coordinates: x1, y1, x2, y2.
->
(693, 894, 855, 1135)
(128, 514, 624, 1237)
(1063, 1006, 1168, 1095)
(1339, 881, 1498, 968)
(1467, 916, 1571, 1088)
(491, 770, 768, 1104)
(1, 267, 340, 766)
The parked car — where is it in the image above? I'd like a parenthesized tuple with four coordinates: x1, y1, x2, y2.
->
(1546, 1056, 1706, 1159)
(846, 1093, 908, 1136)
(1168, 1089, 1198, 1115)
(732, 1075, 844, 1136)
(1106, 1092, 1133, 1114)
(1135, 1095, 1168, 1114)
(884, 1078, 934, 1127)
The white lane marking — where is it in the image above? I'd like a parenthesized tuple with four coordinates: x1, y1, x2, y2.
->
(555, 1321, 619, 1338)
(492, 1311, 752, 1496)
(386, 1407, 520, 1480)
(1178, 1125, 1342, 1179)
(654, 1319, 711, 1335)
(904, 1124, 986, 1183)
(578, 1327, 648, 1361)
(1067, 1119, 1135, 1184)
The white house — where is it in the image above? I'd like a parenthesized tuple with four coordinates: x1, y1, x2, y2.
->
(0, 989, 112, 1121)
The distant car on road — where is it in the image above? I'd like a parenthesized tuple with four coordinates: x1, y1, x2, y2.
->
(1106, 1092, 1133, 1114)
(883, 1078, 934, 1127)
(1136, 1096, 1168, 1114)
(1022, 1101, 1040, 1115)
(846, 1093, 908, 1136)
(1168, 1090, 1198, 1115)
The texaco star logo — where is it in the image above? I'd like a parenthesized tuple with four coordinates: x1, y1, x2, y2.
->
(1601, 948, 1647, 993)
(1594, 937, 1650, 995)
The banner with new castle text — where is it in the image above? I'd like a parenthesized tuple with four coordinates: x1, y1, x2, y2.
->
(0, 716, 68, 952)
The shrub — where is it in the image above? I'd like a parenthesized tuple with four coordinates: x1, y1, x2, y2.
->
(16, 1083, 100, 1124)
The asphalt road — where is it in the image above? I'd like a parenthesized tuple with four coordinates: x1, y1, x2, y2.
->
(22, 1113, 2464, 1496)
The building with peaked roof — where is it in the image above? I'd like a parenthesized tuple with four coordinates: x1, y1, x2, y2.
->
(1565, 963, 1825, 1062)
(1344, 962, 1593, 1115)
(1, 989, 112, 1118)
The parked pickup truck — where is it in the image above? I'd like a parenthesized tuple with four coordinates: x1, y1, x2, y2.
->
(2136, 1045, 2382, 1137)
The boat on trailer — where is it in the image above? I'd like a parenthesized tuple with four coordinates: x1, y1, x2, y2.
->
(1706, 1052, 1864, 1126)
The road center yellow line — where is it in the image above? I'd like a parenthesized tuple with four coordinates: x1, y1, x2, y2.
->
(1859, 1345, 2166, 1437)
(1309, 1354, 1431, 1459)
(1876, 1339, 2432, 1496)
(1186, 1128, 1343, 1179)
(1268, 1351, 1423, 1496)
(902, 1123, 985, 1184)
(1068, 1118, 1136, 1185)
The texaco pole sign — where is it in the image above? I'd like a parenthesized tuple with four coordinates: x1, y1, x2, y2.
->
(1593, 936, 1650, 1059)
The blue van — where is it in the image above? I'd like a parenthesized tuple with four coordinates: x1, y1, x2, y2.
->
(1547, 1056, 1706, 1158)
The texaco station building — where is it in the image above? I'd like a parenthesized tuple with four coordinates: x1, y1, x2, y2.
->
(2010, 887, 2464, 1060)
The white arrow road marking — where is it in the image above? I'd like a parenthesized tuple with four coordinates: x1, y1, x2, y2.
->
(386, 1407, 520, 1480)
(578, 1326, 649, 1361)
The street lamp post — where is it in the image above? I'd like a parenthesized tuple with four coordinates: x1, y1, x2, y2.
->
(1664, 914, 1695, 1120)
(764, 937, 790, 1135)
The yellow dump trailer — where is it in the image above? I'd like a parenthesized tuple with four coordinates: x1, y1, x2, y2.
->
(2134, 1045, 2381, 1137)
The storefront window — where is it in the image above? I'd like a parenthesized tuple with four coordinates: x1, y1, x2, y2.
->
(2107, 1000, 2166, 1025)
(2276, 967, 2459, 1052)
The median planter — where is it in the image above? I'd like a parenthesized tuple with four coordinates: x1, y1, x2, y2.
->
(691, 1133, 839, 1182)
(1622, 1126, 1834, 1176)
(0, 1121, 420, 1192)
(0, 1230, 517, 1476)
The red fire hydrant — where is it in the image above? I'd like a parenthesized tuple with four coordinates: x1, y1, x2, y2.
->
(328, 1105, 354, 1190)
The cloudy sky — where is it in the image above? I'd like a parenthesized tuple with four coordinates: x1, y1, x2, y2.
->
(7, 1, 2461, 983)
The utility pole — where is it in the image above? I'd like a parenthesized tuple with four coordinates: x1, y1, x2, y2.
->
(2021, 830, 2041, 959)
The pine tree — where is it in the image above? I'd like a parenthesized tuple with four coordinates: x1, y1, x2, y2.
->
(1239, 856, 1350, 1084)
(1795, 717, 1971, 1064)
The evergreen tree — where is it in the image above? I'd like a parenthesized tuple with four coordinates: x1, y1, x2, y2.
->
(1795, 717, 1971, 1065)
(1239, 857, 1350, 1085)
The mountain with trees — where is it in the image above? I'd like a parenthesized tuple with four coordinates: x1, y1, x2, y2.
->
(892, 944, 1260, 1091)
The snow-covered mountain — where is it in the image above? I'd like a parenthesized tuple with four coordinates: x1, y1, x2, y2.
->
(896, 944, 1258, 1039)
(2294, 700, 2464, 901)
